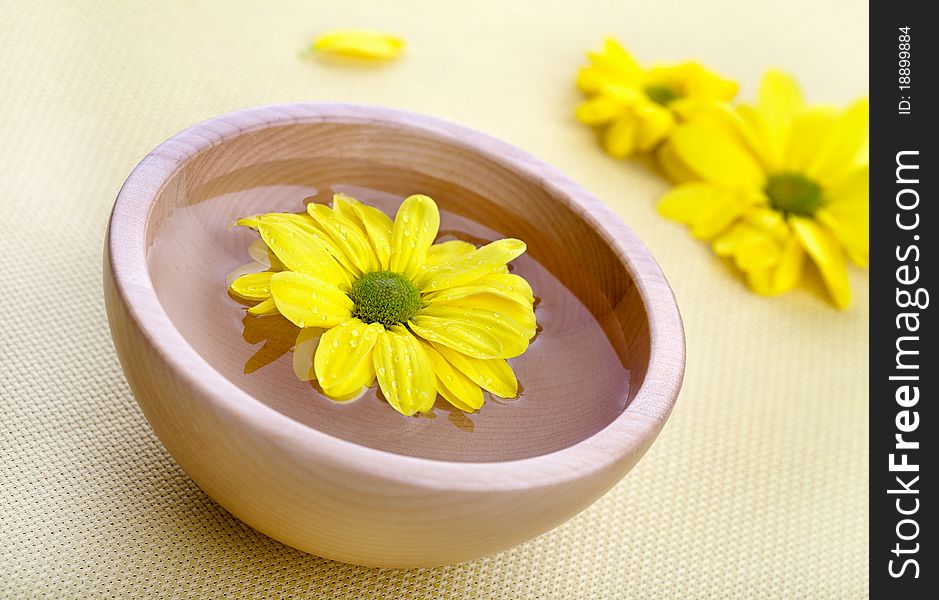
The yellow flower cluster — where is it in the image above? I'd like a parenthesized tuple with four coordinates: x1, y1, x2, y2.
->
(577, 40, 868, 309)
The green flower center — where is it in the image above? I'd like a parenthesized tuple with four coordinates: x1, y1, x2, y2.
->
(765, 172, 824, 216)
(645, 84, 681, 106)
(348, 271, 421, 327)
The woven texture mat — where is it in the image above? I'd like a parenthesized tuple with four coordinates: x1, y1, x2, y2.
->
(1, 1, 868, 597)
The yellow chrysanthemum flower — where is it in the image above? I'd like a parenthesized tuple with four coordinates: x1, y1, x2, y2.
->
(658, 69, 869, 309)
(576, 38, 737, 158)
(229, 193, 537, 416)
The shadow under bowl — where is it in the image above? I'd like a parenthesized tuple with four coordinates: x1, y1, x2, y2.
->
(104, 103, 685, 567)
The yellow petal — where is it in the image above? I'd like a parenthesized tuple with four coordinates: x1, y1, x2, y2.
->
(420, 341, 484, 412)
(373, 326, 436, 415)
(713, 220, 784, 272)
(312, 29, 404, 60)
(388, 194, 440, 279)
(783, 108, 837, 173)
(670, 121, 766, 189)
(425, 239, 476, 267)
(656, 140, 700, 184)
(576, 38, 643, 94)
(432, 343, 518, 398)
(417, 238, 526, 291)
(745, 235, 804, 297)
(731, 232, 782, 272)
(331, 192, 361, 220)
(417, 304, 531, 358)
(269, 271, 354, 328)
(351, 202, 394, 270)
(246, 297, 279, 316)
(658, 183, 744, 240)
(248, 239, 286, 271)
(634, 104, 675, 152)
(758, 69, 804, 166)
(314, 319, 383, 390)
(230, 272, 273, 301)
(422, 275, 534, 308)
(307, 203, 379, 274)
(575, 95, 625, 125)
(790, 216, 852, 309)
(258, 219, 351, 288)
(408, 313, 504, 359)
(427, 293, 536, 338)
(769, 233, 805, 293)
(806, 98, 869, 183)
(323, 356, 375, 401)
(292, 327, 322, 382)
(817, 166, 869, 266)
(602, 114, 638, 158)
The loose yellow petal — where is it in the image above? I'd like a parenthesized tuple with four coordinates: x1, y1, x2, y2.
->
(314, 319, 383, 391)
(230, 272, 273, 301)
(269, 271, 354, 328)
(307, 203, 380, 274)
(420, 341, 484, 412)
(670, 121, 765, 189)
(790, 216, 852, 309)
(246, 297, 279, 316)
(292, 327, 322, 381)
(258, 219, 351, 288)
(312, 29, 404, 60)
(388, 194, 440, 279)
(432, 344, 518, 399)
(417, 238, 526, 291)
(418, 304, 531, 358)
(373, 326, 436, 416)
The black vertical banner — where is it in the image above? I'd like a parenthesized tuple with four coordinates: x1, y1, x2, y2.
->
(870, 1, 935, 596)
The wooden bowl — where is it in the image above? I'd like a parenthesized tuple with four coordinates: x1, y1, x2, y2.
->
(104, 104, 685, 567)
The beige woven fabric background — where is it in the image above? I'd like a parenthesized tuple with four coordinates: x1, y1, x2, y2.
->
(0, 1, 868, 597)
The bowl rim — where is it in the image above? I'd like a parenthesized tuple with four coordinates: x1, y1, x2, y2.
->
(107, 102, 685, 491)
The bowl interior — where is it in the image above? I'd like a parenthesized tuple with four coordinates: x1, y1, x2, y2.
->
(144, 117, 651, 462)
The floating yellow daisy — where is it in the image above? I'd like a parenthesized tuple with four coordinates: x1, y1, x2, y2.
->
(308, 29, 405, 60)
(576, 38, 737, 158)
(229, 194, 536, 416)
(658, 69, 869, 308)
